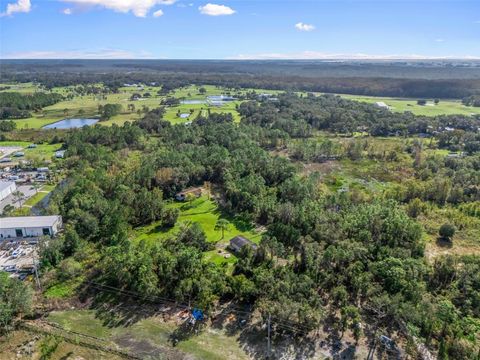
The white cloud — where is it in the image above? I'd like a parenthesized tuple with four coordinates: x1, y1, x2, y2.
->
(1, 48, 155, 59)
(435, 38, 444, 42)
(63, 8, 72, 14)
(199, 3, 235, 16)
(153, 9, 163, 17)
(295, 22, 315, 32)
(61, 0, 176, 17)
(1, 0, 31, 17)
(229, 51, 480, 60)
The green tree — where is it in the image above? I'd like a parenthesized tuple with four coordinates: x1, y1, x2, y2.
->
(439, 224, 455, 241)
(215, 219, 229, 239)
(0, 272, 32, 334)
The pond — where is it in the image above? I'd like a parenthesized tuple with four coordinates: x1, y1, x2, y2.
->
(43, 118, 99, 129)
(181, 100, 205, 105)
(207, 95, 236, 101)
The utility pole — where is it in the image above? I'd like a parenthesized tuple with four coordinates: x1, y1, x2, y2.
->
(32, 248, 41, 291)
(267, 314, 271, 359)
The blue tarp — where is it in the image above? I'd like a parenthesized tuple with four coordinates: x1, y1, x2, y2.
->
(192, 308, 204, 321)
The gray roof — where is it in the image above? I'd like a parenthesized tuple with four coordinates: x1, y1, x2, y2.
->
(230, 236, 257, 250)
(0, 216, 61, 229)
(0, 181, 15, 192)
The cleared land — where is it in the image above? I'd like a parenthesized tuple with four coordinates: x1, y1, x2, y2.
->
(339, 94, 480, 116)
(133, 196, 261, 267)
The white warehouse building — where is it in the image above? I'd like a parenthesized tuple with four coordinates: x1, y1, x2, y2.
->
(0, 215, 63, 239)
(0, 181, 16, 201)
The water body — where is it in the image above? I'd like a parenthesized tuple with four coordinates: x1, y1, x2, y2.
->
(43, 118, 99, 129)
(207, 95, 236, 101)
(181, 100, 205, 105)
(179, 113, 190, 119)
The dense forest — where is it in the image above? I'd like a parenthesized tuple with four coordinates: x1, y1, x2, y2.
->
(0, 92, 64, 119)
(29, 90, 480, 359)
(2, 60, 480, 99)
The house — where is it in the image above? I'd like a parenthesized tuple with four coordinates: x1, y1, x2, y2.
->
(0, 215, 62, 239)
(0, 181, 16, 201)
(175, 187, 203, 201)
(55, 150, 66, 159)
(229, 236, 258, 253)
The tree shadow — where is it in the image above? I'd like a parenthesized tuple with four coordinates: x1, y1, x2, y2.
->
(436, 237, 453, 248)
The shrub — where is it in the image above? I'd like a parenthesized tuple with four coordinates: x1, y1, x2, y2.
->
(439, 223, 455, 240)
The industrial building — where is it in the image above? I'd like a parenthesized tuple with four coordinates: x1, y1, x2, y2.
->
(0, 215, 62, 239)
(0, 181, 16, 201)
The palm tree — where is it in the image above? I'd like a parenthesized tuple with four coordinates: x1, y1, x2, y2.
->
(13, 191, 25, 208)
(215, 219, 229, 240)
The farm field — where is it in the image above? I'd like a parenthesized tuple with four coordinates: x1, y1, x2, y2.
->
(339, 93, 480, 116)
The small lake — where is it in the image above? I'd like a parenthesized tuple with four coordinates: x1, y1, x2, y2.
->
(207, 95, 236, 101)
(181, 100, 205, 105)
(43, 118, 99, 129)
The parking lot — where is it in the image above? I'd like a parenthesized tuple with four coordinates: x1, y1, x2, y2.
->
(0, 239, 38, 280)
(0, 167, 52, 212)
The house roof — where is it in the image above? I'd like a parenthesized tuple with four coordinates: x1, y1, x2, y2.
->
(0, 215, 61, 229)
(230, 236, 257, 250)
(0, 181, 15, 192)
(177, 187, 202, 196)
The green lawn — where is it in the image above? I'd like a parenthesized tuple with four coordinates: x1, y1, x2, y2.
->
(0, 140, 62, 161)
(339, 94, 480, 116)
(133, 196, 261, 267)
(23, 184, 55, 207)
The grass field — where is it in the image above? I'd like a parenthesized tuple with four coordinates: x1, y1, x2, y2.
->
(4, 82, 480, 130)
(47, 309, 250, 360)
(133, 196, 261, 267)
(0, 140, 62, 161)
(339, 94, 480, 116)
(7, 83, 245, 128)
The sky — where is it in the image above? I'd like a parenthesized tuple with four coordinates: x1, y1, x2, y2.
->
(0, 0, 479, 59)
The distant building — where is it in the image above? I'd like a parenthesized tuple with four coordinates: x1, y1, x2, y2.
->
(175, 187, 203, 201)
(0, 215, 62, 239)
(229, 236, 258, 253)
(0, 181, 16, 201)
(375, 102, 390, 110)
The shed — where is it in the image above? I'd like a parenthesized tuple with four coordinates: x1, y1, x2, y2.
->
(175, 187, 202, 201)
(229, 236, 258, 253)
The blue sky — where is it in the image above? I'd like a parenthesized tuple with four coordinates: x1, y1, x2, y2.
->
(1, 0, 479, 59)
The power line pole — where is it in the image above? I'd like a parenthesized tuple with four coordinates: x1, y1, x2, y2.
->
(267, 314, 271, 359)
(32, 247, 41, 291)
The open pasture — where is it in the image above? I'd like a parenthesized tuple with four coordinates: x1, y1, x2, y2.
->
(339, 94, 480, 116)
